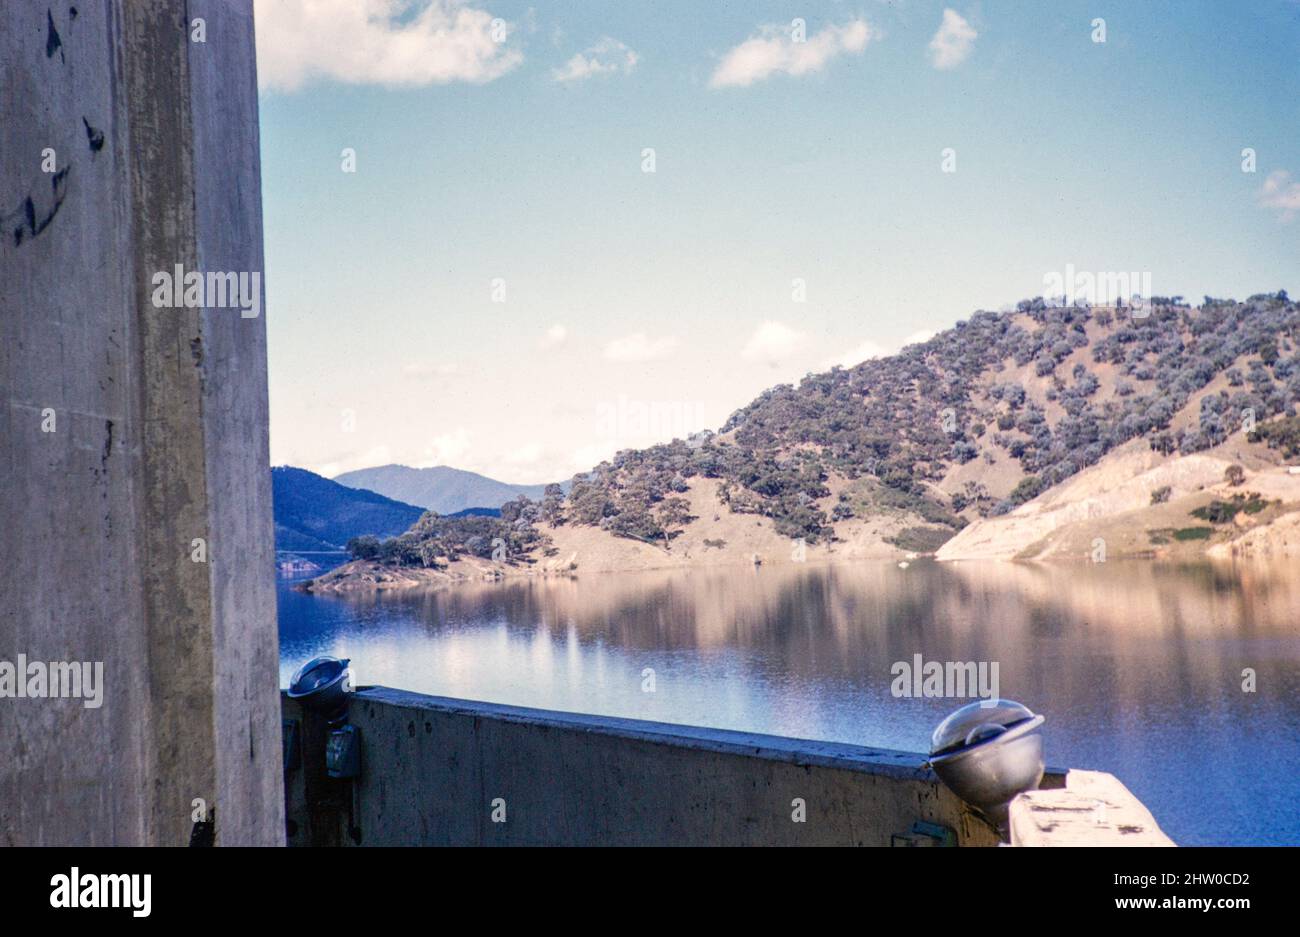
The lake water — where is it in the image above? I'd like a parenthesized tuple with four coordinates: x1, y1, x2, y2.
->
(277, 559, 1300, 846)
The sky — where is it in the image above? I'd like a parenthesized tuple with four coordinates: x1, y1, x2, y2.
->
(254, 0, 1300, 484)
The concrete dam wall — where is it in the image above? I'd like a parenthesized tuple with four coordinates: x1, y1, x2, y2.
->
(284, 686, 1030, 847)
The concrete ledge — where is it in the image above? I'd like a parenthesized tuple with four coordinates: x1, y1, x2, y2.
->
(360, 686, 941, 777)
(284, 687, 1008, 846)
(1010, 769, 1176, 846)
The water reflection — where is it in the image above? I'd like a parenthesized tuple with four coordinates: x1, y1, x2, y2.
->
(278, 559, 1300, 845)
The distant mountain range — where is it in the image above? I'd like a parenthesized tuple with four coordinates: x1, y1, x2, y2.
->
(333, 464, 557, 514)
(271, 466, 425, 552)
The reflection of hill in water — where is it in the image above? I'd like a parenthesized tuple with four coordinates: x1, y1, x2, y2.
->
(943, 559, 1300, 636)
(335, 560, 1299, 756)
(351, 557, 1300, 646)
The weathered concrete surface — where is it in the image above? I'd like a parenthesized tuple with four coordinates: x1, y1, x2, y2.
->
(188, 0, 283, 850)
(0, 1, 281, 845)
(284, 688, 1008, 846)
(1010, 769, 1176, 846)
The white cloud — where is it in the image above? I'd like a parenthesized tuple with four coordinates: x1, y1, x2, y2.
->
(824, 340, 890, 369)
(823, 330, 937, 369)
(489, 445, 587, 484)
(314, 444, 393, 478)
(569, 442, 617, 475)
(416, 428, 472, 467)
(742, 321, 809, 366)
(710, 19, 873, 89)
(502, 442, 545, 466)
(539, 324, 568, 349)
(1259, 170, 1300, 222)
(604, 332, 678, 362)
(254, 0, 522, 92)
(928, 9, 977, 70)
(552, 37, 638, 82)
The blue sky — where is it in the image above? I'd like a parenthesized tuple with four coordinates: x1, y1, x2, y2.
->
(255, 0, 1300, 483)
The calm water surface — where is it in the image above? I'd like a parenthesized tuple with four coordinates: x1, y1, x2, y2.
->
(278, 559, 1300, 846)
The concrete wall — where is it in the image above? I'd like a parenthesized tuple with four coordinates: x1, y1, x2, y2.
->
(284, 688, 1022, 846)
(1, 1, 282, 845)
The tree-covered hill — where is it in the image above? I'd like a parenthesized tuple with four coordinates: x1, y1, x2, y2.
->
(339, 291, 1298, 569)
(272, 466, 426, 551)
(552, 292, 1297, 545)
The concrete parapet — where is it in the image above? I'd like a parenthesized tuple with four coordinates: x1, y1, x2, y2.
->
(1010, 769, 1175, 846)
(285, 687, 1020, 846)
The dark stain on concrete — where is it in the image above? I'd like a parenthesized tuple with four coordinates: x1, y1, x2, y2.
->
(82, 116, 104, 153)
(46, 9, 64, 63)
(7, 166, 70, 247)
(101, 419, 114, 467)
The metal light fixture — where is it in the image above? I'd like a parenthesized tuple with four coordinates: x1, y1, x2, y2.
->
(928, 698, 1045, 834)
(287, 656, 352, 723)
(287, 656, 361, 781)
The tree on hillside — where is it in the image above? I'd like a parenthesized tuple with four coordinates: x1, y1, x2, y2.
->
(346, 535, 380, 560)
(541, 483, 565, 525)
(655, 496, 693, 538)
(568, 478, 614, 525)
